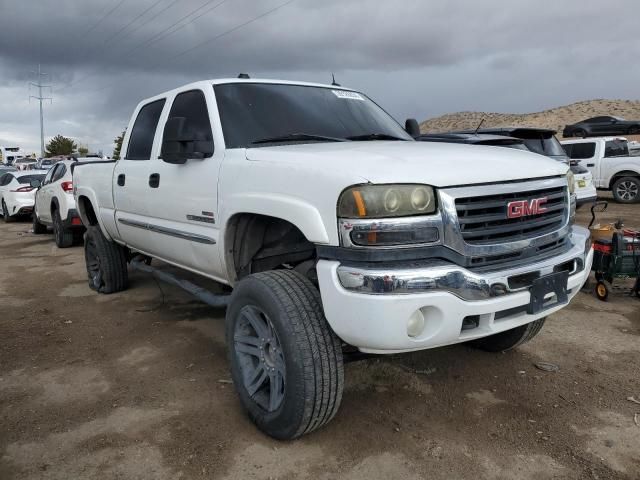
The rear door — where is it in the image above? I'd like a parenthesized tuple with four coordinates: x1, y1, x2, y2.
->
(35, 165, 58, 223)
(141, 88, 224, 277)
(113, 98, 166, 251)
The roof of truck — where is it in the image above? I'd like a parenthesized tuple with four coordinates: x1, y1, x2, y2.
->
(140, 78, 357, 104)
(561, 136, 628, 144)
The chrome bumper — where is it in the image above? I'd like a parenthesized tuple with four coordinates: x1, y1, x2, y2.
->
(336, 226, 591, 301)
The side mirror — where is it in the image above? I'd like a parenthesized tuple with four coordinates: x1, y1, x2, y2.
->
(30, 179, 41, 188)
(405, 118, 421, 138)
(161, 116, 214, 164)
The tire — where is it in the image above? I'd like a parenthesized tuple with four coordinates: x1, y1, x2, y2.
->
(226, 270, 344, 440)
(469, 318, 546, 352)
(84, 225, 128, 294)
(32, 209, 47, 234)
(628, 126, 640, 135)
(2, 200, 14, 223)
(612, 176, 640, 203)
(595, 281, 609, 301)
(53, 210, 74, 247)
(573, 128, 587, 138)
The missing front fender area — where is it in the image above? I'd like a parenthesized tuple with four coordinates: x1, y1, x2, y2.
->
(226, 214, 316, 282)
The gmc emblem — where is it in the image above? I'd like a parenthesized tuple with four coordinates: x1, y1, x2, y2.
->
(507, 197, 548, 218)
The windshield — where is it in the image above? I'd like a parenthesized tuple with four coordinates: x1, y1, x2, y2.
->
(518, 134, 566, 157)
(214, 83, 412, 148)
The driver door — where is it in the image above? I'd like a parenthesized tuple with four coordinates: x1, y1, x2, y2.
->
(35, 165, 57, 224)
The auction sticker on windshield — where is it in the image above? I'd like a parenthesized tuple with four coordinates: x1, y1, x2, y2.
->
(332, 90, 365, 100)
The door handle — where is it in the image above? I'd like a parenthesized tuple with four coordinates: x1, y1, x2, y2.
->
(117, 174, 125, 186)
(148, 173, 160, 188)
(587, 163, 595, 167)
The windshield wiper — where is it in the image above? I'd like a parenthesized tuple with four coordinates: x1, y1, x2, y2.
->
(346, 133, 408, 141)
(250, 133, 348, 145)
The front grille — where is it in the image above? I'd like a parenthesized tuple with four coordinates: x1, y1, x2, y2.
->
(455, 186, 567, 244)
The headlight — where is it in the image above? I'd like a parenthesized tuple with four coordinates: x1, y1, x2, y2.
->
(566, 171, 575, 194)
(338, 184, 436, 218)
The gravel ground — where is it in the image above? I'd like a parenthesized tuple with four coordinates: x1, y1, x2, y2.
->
(0, 194, 639, 480)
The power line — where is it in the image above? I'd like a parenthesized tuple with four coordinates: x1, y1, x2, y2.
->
(93, 0, 297, 93)
(80, 0, 128, 38)
(102, 0, 169, 46)
(108, 0, 182, 46)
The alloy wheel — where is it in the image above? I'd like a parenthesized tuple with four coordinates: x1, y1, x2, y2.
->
(616, 181, 638, 201)
(85, 237, 104, 290)
(234, 305, 286, 412)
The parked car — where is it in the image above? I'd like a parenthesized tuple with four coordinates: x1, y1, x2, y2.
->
(0, 170, 47, 221)
(561, 137, 640, 203)
(73, 78, 592, 439)
(418, 129, 597, 207)
(36, 158, 59, 170)
(32, 159, 84, 247)
(13, 157, 37, 171)
(563, 116, 640, 138)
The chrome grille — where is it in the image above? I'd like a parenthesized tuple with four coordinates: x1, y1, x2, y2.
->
(455, 186, 567, 244)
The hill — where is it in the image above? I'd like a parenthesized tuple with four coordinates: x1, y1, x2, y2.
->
(419, 99, 640, 139)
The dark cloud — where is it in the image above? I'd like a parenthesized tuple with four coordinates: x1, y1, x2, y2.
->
(0, 0, 638, 154)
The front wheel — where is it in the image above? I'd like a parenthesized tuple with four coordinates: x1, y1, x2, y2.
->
(612, 176, 640, 203)
(84, 225, 128, 294)
(469, 318, 546, 352)
(226, 270, 344, 440)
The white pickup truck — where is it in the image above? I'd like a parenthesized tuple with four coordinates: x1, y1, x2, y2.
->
(73, 78, 593, 439)
(561, 137, 640, 203)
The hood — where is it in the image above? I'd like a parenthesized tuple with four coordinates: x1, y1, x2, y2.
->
(245, 141, 568, 187)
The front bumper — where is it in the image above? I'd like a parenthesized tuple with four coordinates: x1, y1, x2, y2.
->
(317, 226, 593, 353)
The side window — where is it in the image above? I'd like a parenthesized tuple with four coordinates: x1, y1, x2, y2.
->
(126, 99, 166, 160)
(165, 90, 214, 158)
(562, 144, 572, 156)
(604, 140, 629, 158)
(43, 166, 56, 185)
(52, 164, 67, 182)
(566, 142, 596, 159)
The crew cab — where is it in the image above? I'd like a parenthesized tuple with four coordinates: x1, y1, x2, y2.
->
(73, 78, 593, 439)
(561, 137, 640, 203)
(32, 159, 84, 247)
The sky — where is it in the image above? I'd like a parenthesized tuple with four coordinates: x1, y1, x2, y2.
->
(1, 0, 639, 156)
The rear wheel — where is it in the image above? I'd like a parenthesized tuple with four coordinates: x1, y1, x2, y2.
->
(469, 318, 546, 352)
(226, 270, 343, 439)
(2, 200, 13, 223)
(628, 126, 640, 135)
(53, 209, 74, 248)
(612, 176, 640, 203)
(84, 225, 128, 294)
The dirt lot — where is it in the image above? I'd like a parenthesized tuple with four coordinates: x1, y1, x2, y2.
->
(1, 194, 639, 480)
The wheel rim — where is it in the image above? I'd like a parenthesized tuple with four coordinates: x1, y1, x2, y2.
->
(85, 238, 103, 290)
(616, 181, 638, 201)
(234, 305, 286, 412)
(597, 284, 607, 297)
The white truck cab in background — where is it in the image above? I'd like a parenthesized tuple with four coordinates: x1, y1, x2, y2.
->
(561, 137, 640, 203)
(73, 78, 592, 439)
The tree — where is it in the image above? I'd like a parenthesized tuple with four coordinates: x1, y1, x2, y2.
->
(45, 135, 77, 157)
(113, 129, 126, 160)
(78, 146, 89, 156)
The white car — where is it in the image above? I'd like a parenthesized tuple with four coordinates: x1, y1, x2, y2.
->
(73, 78, 592, 439)
(0, 170, 47, 222)
(32, 160, 84, 247)
(562, 137, 640, 203)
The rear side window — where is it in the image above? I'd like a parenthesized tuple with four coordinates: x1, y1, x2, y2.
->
(604, 140, 629, 157)
(52, 164, 67, 182)
(564, 142, 596, 159)
(126, 99, 166, 160)
(165, 90, 214, 157)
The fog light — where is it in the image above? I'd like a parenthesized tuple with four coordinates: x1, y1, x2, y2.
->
(491, 283, 508, 296)
(407, 310, 425, 337)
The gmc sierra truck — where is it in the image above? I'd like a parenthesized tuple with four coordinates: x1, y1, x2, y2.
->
(73, 78, 593, 439)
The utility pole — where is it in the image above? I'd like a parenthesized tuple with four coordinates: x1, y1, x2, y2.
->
(29, 64, 52, 158)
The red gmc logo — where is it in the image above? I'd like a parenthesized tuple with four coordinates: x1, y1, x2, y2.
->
(507, 197, 548, 218)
